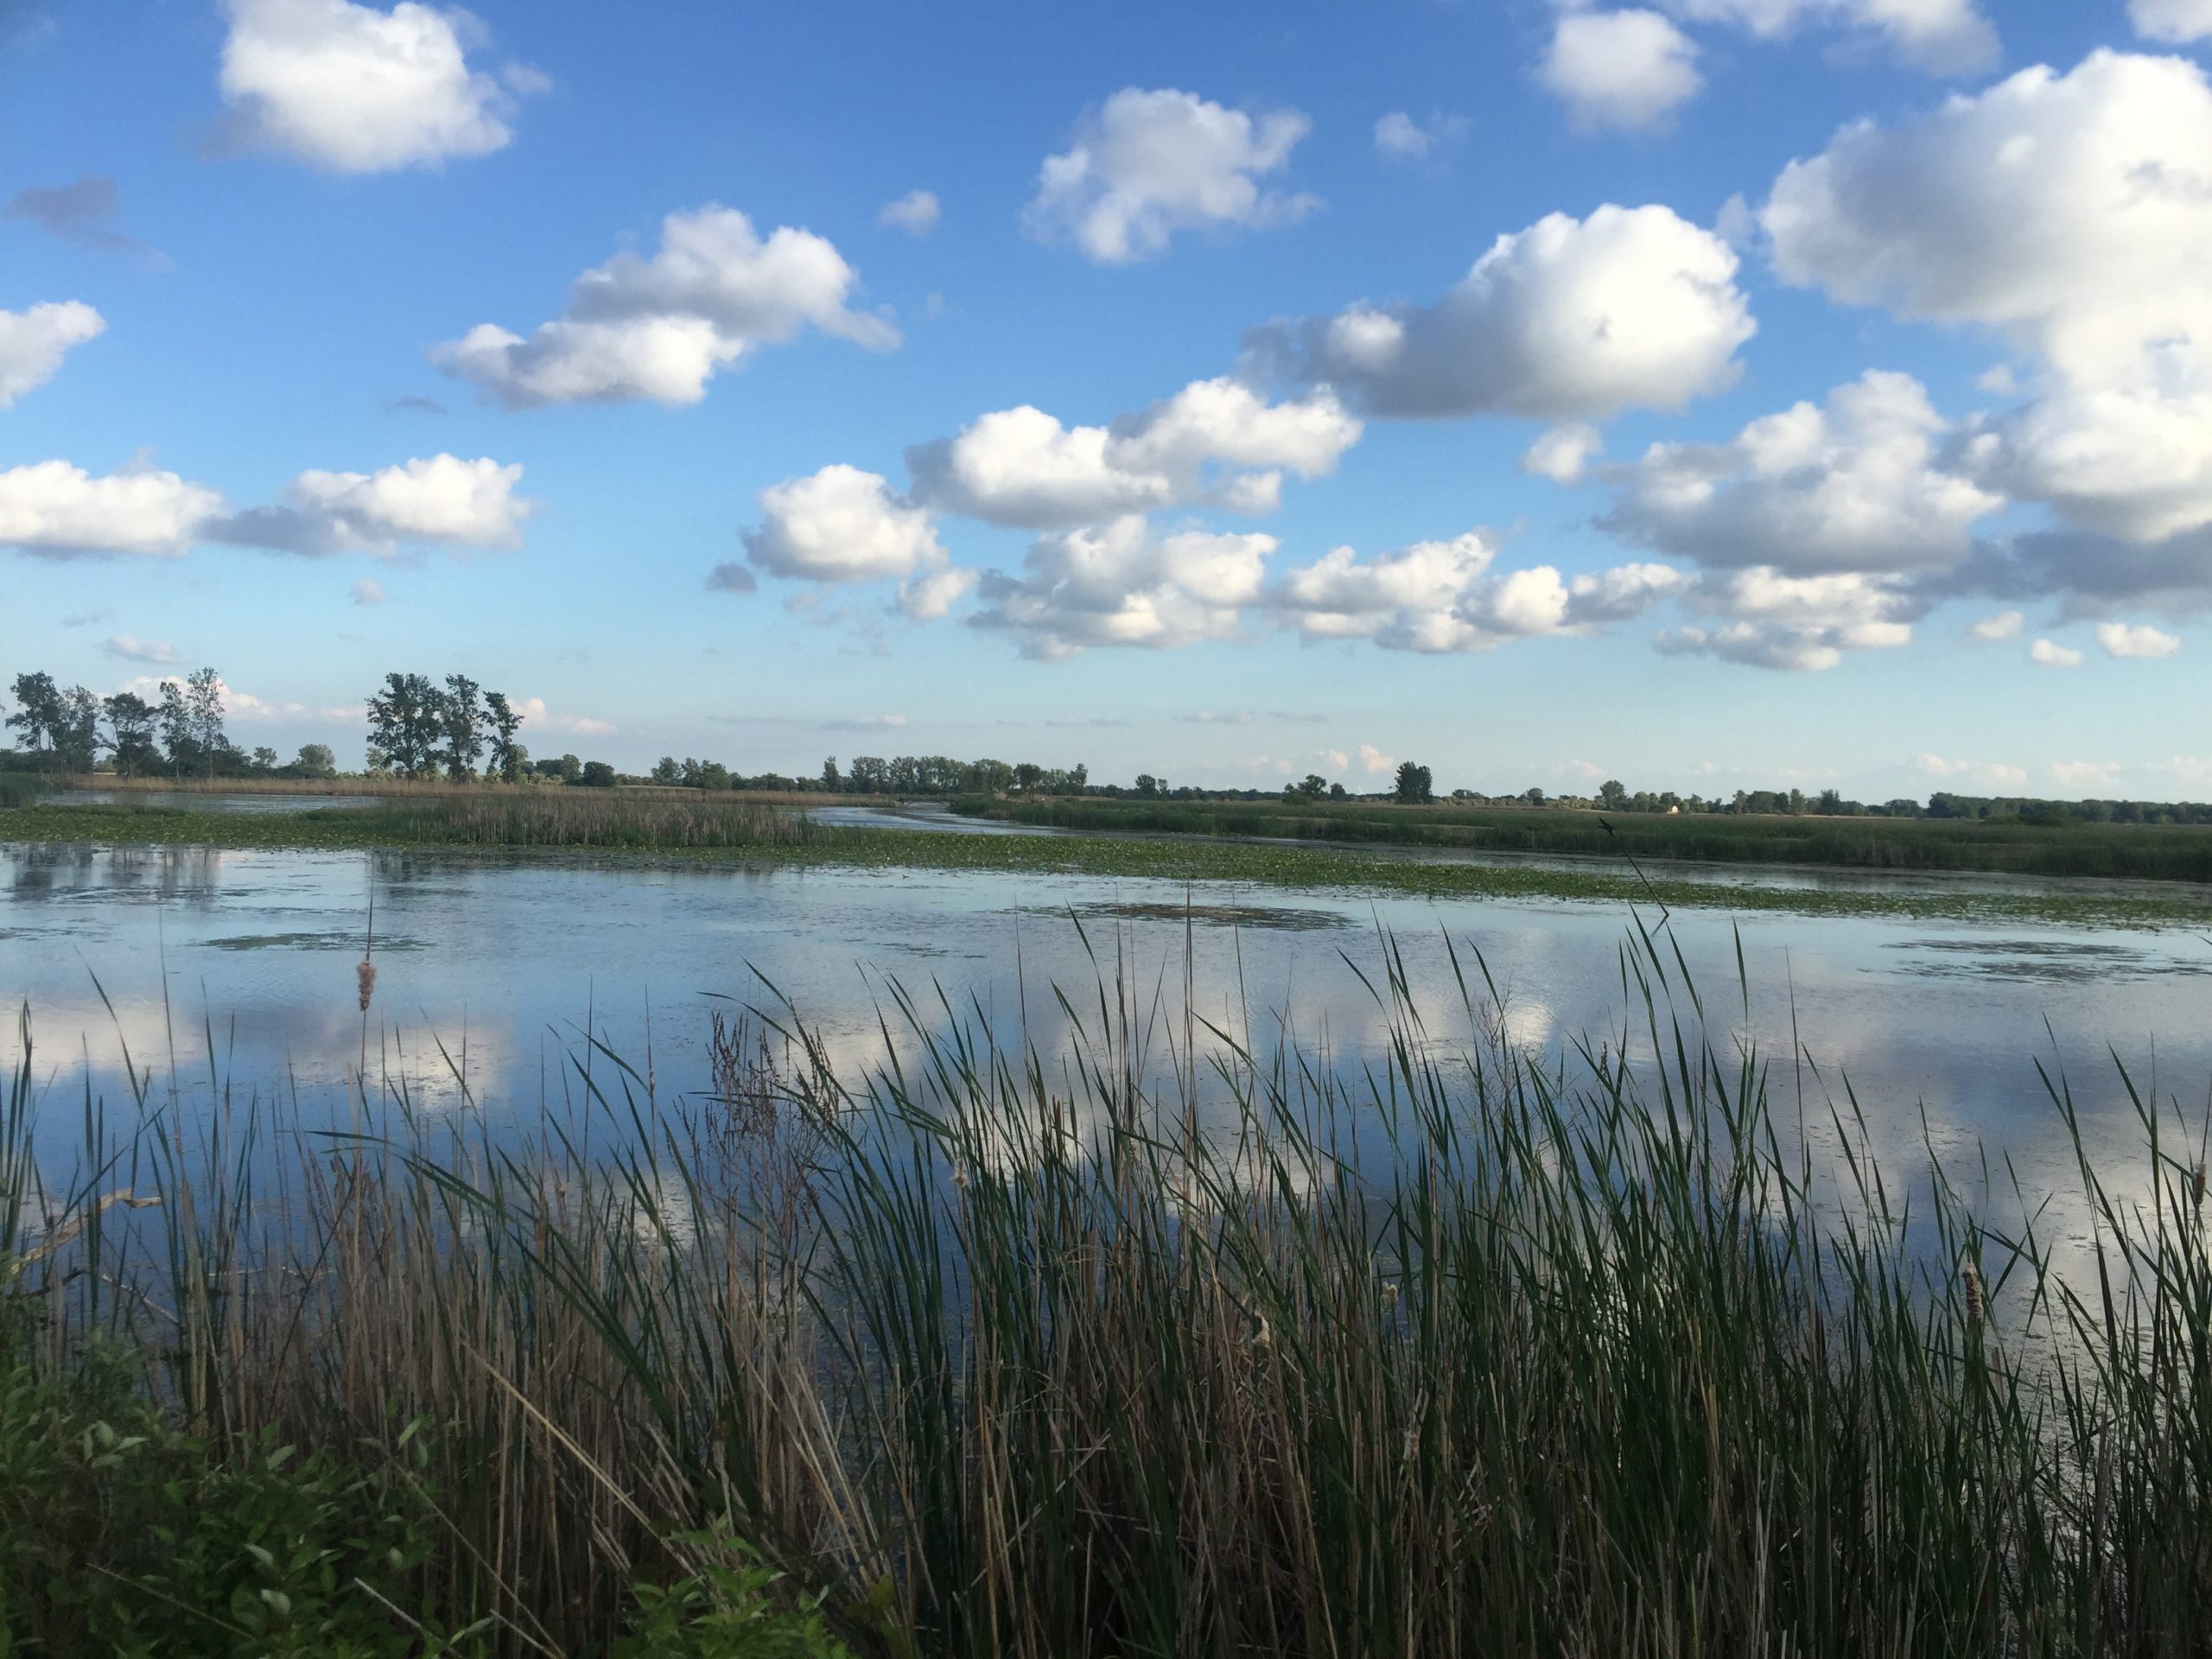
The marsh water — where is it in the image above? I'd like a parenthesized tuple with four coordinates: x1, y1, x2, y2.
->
(4, 821, 2210, 1253)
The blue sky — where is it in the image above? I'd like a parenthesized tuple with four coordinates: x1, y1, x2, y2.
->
(4, 0, 2209, 799)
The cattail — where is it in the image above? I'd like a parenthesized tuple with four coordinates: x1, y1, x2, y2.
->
(2193, 1160, 2205, 1212)
(1962, 1261, 1985, 1325)
(356, 958, 378, 1013)
(1381, 1281, 1401, 1306)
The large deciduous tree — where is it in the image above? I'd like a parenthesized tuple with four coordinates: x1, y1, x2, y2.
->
(102, 692, 159, 778)
(365, 672, 442, 779)
(5, 672, 62, 764)
(184, 668, 226, 779)
(440, 674, 484, 782)
(482, 691, 524, 783)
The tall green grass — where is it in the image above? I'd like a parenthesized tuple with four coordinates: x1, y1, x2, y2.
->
(958, 794, 2212, 883)
(5, 921, 2210, 1654)
(351, 791, 826, 849)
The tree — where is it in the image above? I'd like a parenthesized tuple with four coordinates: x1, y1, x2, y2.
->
(1291, 773, 1328, 799)
(482, 691, 524, 782)
(184, 668, 226, 779)
(439, 674, 484, 782)
(580, 760, 616, 788)
(157, 680, 198, 775)
(1522, 786, 1546, 807)
(1134, 773, 1163, 799)
(54, 687, 99, 773)
(1598, 779, 1628, 810)
(365, 673, 442, 778)
(821, 757, 842, 792)
(4, 673, 62, 764)
(250, 746, 279, 772)
(652, 756, 682, 785)
(104, 692, 159, 778)
(295, 743, 337, 778)
(1394, 761, 1433, 805)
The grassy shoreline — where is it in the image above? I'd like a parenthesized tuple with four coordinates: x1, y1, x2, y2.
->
(8, 799, 2212, 929)
(955, 793, 2212, 882)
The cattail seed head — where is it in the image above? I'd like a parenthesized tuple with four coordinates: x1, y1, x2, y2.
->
(1962, 1261, 1985, 1324)
(356, 959, 378, 1013)
(2192, 1160, 2205, 1211)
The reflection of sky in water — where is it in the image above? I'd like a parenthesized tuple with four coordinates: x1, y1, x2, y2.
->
(3, 841, 2209, 1292)
(46, 790, 387, 814)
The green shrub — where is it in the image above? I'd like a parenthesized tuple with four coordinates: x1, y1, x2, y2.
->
(614, 1534, 856, 1658)
(0, 1338, 477, 1656)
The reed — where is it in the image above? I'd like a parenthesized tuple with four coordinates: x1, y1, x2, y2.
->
(5, 921, 2210, 1655)
(49, 773, 850, 807)
(350, 791, 827, 849)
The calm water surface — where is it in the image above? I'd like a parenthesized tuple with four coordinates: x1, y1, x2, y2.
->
(3, 838, 2206, 1267)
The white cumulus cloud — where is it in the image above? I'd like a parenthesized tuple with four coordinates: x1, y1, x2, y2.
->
(1245, 204, 1753, 421)
(1540, 10, 1703, 133)
(433, 205, 896, 407)
(1967, 609, 2023, 639)
(970, 516, 1275, 658)
(1522, 423, 1604, 485)
(0, 302, 104, 408)
(2096, 621, 2181, 658)
(1603, 371, 2000, 574)
(101, 634, 181, 664)
(1025, 87, 1319, 264)
(513, 697, 614, 738)
(0, 460, 223, 558)
(1657, 566, 1917, 670)
(2030, 638, 2083, 667)
(1765, 52, 2212, 547)
(1270, 530, 1687, 653)
(741, 464, 950, 587)
(907, 378, 1359, 530)
(1372, 111, 1465, 160)
(218, 0, 540, 172)
(212, 454, 532, 555)
(879, 189, 940, 234)
(1665, 0, 1997, 72)
(2130, 0, 2212, 43)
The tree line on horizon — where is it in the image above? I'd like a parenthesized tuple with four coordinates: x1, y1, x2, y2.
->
(1, 668, 335, 781)
(8, 670, 2208, 823)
